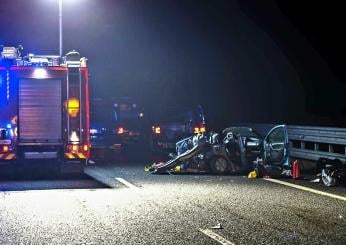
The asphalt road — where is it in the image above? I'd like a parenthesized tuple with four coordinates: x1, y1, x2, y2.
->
(0, 160, 345, 244)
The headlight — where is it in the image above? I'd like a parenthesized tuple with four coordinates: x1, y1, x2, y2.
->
(90, 128, 98, 135)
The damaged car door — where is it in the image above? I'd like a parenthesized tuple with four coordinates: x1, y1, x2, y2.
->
(263, 125, 289, 168)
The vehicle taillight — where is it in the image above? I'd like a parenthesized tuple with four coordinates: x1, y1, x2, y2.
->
(67, 144, 89, 153)
(117, 127, 124, 134)
(152, 126, 161, 134)
(194, 125, 206, 134)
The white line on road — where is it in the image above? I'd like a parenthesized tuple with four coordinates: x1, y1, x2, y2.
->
(115, 177, 140, 190)
(264, 178, 346, 202)
(199, 229, 235, 245)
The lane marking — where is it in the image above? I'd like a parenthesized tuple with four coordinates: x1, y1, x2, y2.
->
(199, 229, 235, 245)
(264, 178, 346, 202)
(115, 177, 140, 190)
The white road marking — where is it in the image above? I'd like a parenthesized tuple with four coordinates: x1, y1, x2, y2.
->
(199, 229, 235, 245)
(264, 178, 346, 202)
(115, 177, 140, 190)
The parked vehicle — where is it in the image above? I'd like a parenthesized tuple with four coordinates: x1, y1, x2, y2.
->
(90, 97, 147, 159)
(90, 98, 122, 159)
(0, 46, 90, 173)
(112, 97, 148, 149)
(150, 105, 206, 152)
(149, 127, 262, 174)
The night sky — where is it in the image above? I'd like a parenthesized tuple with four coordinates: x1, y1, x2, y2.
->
(1, 0, 345, 130)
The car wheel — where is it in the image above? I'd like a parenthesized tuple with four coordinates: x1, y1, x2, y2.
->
(210, 156, 229, 175)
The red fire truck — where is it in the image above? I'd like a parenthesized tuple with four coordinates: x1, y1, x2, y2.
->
(0, 46, 90, 172)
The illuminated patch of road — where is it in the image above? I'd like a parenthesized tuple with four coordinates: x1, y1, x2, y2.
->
(264, 178, 346, 201)
(115, 177, 140, 191)
(199, 229, 235, 245)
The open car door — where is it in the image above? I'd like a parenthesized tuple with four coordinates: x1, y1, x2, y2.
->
(263, 125, 289, 169)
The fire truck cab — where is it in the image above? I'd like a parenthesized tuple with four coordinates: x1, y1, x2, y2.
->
(0, 46, 90, 173)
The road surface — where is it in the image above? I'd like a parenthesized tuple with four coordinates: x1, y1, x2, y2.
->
(0, 161, 345, 244)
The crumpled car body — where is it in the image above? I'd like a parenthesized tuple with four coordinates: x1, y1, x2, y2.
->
(149, 127, 262, 174)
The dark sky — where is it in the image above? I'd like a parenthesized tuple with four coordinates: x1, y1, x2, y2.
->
(1, 0, 345, 129)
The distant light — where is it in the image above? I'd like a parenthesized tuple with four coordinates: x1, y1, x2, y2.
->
(33, 68, 47, 79)
(194, 126, 206, 134)
(6, 123, 11, 129)
(117, 127, 124, 134)
(132, 104, 137, 108)
(139, 113, 144, 117)
(90, 128, 98, 134)
(154, 127, 161, 134)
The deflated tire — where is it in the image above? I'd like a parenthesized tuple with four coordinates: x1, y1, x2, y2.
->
(210, 156, 229, 175)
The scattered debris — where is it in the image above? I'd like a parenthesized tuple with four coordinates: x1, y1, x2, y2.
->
(211, 223, 223, 229)
(310, 178, 320, 183)
(88, 160, 96, 165)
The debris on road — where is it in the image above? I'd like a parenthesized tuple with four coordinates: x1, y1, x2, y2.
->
(211, 223, 223, 229)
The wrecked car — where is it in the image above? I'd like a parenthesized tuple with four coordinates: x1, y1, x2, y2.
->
(247, 124, 346, 186)
(148, 123, 346, 186)
(148, 127, 262, 174)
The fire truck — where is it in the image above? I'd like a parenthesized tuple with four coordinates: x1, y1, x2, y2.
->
(0, 46, 90, 172)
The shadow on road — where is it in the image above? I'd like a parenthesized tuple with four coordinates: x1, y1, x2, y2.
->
(0, 165, 110, 192)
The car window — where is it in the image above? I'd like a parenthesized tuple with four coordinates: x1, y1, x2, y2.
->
(267, 127, 285, 144)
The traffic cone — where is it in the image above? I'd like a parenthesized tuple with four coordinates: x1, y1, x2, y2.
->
(292, 160, 300, 179)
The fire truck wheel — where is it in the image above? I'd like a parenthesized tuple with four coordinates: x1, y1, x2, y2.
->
(210, 156, 229, 175)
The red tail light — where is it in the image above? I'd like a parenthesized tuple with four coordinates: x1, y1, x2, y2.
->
(193, 125, 206, 134)
(67, 144, 89, 153)
(117, 127, 124, 134)
(152, 126, 161, 134)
